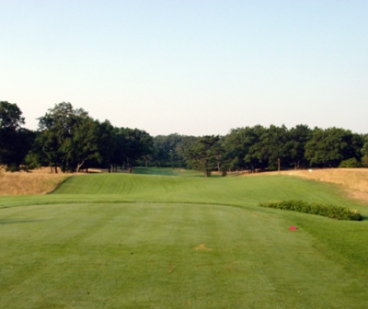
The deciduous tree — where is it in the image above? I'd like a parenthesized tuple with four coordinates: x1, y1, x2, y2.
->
(36, 102, 100, 172)
(0, 101, 33, 170)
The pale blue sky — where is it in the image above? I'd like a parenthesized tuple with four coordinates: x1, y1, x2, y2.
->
(1, 1, 367, 136)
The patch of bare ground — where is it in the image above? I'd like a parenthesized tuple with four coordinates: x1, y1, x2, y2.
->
(194, 244, 212, 251)
(0, 172, 69, 196)
(250, 168, 368, 204)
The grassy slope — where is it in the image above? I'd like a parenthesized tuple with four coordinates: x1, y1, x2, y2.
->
(0, 173, 68, 196)
(1, 173, 365, 210)
(1, 173, 368, 308)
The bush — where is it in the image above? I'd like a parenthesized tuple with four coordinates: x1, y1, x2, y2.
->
(259, 200, 362, 221)
(361, 155, 368, 168)
(339, 158, 362, 168)
(5, 163, 19, 172)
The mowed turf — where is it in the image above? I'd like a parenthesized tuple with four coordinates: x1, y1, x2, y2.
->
(1, 173, 368, 308)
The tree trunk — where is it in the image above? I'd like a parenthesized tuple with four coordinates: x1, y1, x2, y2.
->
(277, 158, 281, 171)
(76, 160, 85, 173)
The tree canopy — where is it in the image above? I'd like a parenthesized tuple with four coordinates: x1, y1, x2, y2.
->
(0, 102, 33, 170)
(1, 100, 367, 175)
(185, 135, 223, 177)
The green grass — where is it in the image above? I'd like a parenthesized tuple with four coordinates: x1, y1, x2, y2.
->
(1, 172, 368, 308)
(133, 167, 206, 177)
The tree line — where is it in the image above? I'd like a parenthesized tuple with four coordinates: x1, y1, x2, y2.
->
(1, 101, 368, 176)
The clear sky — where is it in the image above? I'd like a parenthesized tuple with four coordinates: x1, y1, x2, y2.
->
(1, 1, 367, 136)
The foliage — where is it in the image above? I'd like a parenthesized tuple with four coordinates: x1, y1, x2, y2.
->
(243, 125, 269, 171)
(361, 135, 368, 156)
(259, 200, 362, 221)
(1, 100, 367, 173)
(0, 102, 34, 169)
(93, 120, 118, 171)
(224, 124, 311, 172)
(184, 135, 223, 177)
(35, 102, 100, 172)
(31, 103, 155, 173)
(152, 134, 197, 168)
(339, 157, 362, 168)
(0, 101, 25, 129)
(115, 128, 154, 173)
(362, 154, 368, 167)
(305, 127, 364, 167)
(284, 124, 312, 169)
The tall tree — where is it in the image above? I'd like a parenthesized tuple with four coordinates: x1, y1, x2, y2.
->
(361, 135, 368, 167)
(0, 101, 33, 170)
(36, 102, 100, 172)
(223, 127, 253, 171)
(305, 127, 363, 167)
(95, 120, 118, 172)
(185, 135, 222, 177)
(260, 125, 289, 171)
(153, 134, 197, 168)
(0, 101, 25, 129)
(116, 128, 154, 173)
(244, 125, 269, 172)
(284, 125, 312, 169)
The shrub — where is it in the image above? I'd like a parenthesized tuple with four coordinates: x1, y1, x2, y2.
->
(361, 155, 368, 168)
(258, 200, 362, 221)
(339, 158, 362, 168)
(6, 164, 19, 172)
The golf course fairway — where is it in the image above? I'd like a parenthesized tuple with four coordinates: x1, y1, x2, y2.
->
(1, 173, 367, 308)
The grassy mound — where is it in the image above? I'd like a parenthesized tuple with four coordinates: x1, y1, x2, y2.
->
(51, 173, 362, 207)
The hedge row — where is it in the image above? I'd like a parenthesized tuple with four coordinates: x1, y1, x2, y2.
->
(258, 200, 362, 221)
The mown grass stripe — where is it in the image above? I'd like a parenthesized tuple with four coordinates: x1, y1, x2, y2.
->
(1, 173, 368, 308)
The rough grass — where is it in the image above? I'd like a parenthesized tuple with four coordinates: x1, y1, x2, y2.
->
(0, 172, 68, 196)
(1, 171, 368, 308)
(279, 168, 368, 194)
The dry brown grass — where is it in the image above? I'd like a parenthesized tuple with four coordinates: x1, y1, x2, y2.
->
(250, 168, 368, 203)
(279, 168, 368, 193)
(0, 172, 69, 196)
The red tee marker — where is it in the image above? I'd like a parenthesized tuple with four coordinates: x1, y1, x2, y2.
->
(289, 226, 297, 231)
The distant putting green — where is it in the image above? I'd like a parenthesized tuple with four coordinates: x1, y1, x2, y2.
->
(1, 173, 367, 308)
